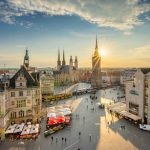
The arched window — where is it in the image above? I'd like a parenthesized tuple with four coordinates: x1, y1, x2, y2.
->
(19, 110, 24, 117)
(11, 112, 16, 118)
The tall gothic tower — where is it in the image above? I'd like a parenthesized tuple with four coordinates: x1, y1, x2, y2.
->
(91, 36, 102, 88)
(57, 49, 61, 70)
(24, 49, 29, 68)
(62, 50, 66, 66)
(70, 56, 73, 67)
(74, 56, 78, 69)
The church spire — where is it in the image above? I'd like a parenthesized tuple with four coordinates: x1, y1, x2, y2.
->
(57, 49, 61, 70)
(70, 56, 73, 67)
(94, 35, 99, 56)
(63, 50, 65, 61)
(58, 49, 60, 61)
(75, 56, 78, 69)
(95, 35, 98, 50)
(62, 50, 66, 66)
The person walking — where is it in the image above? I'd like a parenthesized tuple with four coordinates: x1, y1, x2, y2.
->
(65, 137, 67, 142)
(89, 134, 92, 141)
(62, 137, 64, 142)
(78, 131, 81, 138)
(51, 136, 53, 141)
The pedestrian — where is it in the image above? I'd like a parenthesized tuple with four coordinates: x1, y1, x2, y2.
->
(83, 116, 85, 120)
(79, 132, 81, 136)
(51, 136, 53, 141)
(87, 105, 88, 109)
(62, 137, 64, 142)
(107, 121, 109, 126)
(89, 134, 91, 141)
(65, 137, 67, 142)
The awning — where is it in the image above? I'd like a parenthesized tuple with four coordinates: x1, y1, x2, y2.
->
(5, 124, 17, 134)
(108, 102, 142, 121)
(14, 123, 25, 133)
(120, 110, 141, 121)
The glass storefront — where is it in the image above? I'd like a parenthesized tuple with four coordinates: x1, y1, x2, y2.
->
(129, 102, 139, 115)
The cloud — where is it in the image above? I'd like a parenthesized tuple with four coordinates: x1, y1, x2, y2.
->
(0, 0, 150, 32)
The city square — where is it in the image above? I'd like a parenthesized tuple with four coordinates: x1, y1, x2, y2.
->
(1, 83, 150, 150)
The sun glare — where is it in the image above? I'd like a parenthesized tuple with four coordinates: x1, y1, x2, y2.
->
(100, 48, 106, 56)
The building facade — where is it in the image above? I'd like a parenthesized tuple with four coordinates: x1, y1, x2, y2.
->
(8, 65, 41, 123)
(0, 89, 9, 139)
(0, 50, 42, 139)
(120, 69, 136, 86)
(40, 73, 54, 96)
(102, 70, 122, 85)
(91, 36, 102, 88)
(125, 68, 150, 124)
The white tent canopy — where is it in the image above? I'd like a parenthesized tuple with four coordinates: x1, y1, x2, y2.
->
(21, 125, 32, 135)
(14, 123, 25, 133)
(47, 113, 56, 118)
(29, 124, 39, 134)
(5, 124, 17, 134)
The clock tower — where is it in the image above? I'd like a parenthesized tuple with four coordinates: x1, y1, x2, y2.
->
(24, 49, 29, 68)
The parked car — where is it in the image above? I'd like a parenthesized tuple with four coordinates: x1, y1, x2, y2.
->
(44, 129, 55, 137)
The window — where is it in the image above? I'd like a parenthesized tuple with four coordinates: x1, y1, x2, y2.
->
(20, 83, 22, 86)
(129, 102, 139, 115)
(19, 91, 23, 97)
(17, 100, 26, 107)
(27, 90, 31, 96)
(19, 110, 24, 117)
(27, 100, 30, 103)
(11, 92, 15, 97)
(145, 80, 148, 88)
(11, 112, 16, 118)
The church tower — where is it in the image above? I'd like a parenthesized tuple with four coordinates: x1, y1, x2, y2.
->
(57, 49, 61, 70)
(70, 56, 73, 67)
(24, 49, 29, 68)
(74, 56, 78, 69)
(91, 36, 101, 88)
(62, 50, 66, 66)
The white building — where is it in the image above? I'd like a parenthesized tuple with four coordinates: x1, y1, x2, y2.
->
(125, 68, 150, 124)
(120, 69, 136, 85)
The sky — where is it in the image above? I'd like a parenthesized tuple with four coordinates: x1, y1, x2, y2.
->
(0, 0, 150, 68)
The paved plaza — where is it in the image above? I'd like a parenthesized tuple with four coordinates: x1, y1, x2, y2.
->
(1, 83, 150, 150)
